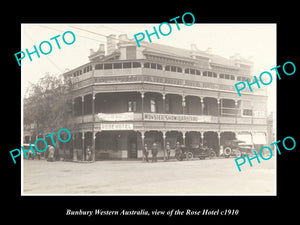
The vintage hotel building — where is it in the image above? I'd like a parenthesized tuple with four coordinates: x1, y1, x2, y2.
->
(61, 34, 269, 160)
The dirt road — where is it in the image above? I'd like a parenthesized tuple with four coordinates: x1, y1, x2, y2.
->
(22, 157, 275, 195)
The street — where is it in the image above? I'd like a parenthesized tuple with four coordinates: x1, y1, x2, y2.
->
(22, 157, 275, 195)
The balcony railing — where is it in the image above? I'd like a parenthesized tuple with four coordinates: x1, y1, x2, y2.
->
(74, 112, 266, 125)
(70, 67, 263, 96)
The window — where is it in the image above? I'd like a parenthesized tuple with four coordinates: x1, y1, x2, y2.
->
(219, 74, 224, 79)
(150, 98, 156, 113)
(185, 68, 189, 74)
(203, 71, 208, 76)
(212, 72, 217, 78)
(177, 67, 182, 73)
(243, 109, 253, 116)
(123, 62, 131, 68)
(104, 64, 112, 70)
(171, 66, 176, 72)
(95, 64, 103, 70)
(190, 69, 195, 75)
(157, 64, 162, 70)
(225, 74, 230, 79)
(113, 63, 122, 69)
(128, 101, 137, 112)
(230, 75, 235, 80)
(165, 65, 170, 71)
(144, 62, 150, 68)
(253, 110, 265, 117)
(133, 62, 141, 68)
(196, 70, 200, 75)
(151, 63, 156, 69)
(165, 98, 171, 113)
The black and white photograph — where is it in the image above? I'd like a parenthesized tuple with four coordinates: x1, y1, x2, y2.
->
(4, 6, 298, 224)
(21, 23, 276, 195)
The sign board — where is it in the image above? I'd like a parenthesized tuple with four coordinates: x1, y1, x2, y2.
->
(143, 113, 212, 123)
(97, 112, 134, 121)
(100, 123, 133, 130)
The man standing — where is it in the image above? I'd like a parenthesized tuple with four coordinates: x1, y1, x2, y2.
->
(47, 145, 55, 162)
(165, 142, 171, 161)
(152, 142, 158, 162)
(86, 146, 92, 162)
(175, 142, 183, 161)
(143, 143, 149, 162)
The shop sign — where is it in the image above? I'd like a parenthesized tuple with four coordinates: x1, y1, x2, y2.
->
(97, 112, 134, 121)
(143, 113, 211, 123)
(100, 123, 133, 130)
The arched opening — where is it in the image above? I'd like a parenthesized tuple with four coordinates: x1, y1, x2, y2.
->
(204, 131, 219, 155)
(203, 97, 218, 116)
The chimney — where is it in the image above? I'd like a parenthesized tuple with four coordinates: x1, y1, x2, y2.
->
(206, 47, 212, 54)
(107, 34, 116, 55)
(89, 48, 95, 55)
(98, 44, 105, 54)
(191, 44, 197, 51)
(119, 34, 128, 43)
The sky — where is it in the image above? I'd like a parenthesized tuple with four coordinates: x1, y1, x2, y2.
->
(21, 23, 276, 115)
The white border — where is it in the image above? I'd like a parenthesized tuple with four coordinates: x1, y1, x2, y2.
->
(21, 23, 277, 196)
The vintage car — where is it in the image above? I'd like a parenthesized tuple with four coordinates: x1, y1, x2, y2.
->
(22, 143, 41, 160)
(175, 145, 217, 160)
(220, 139, 254, 158)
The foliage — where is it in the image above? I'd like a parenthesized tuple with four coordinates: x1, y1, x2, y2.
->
(23, 73, 74, 136)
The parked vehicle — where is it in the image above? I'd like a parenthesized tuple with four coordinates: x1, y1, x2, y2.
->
(23, 144, 41, 160)
(175, 145, 217, 161)
(220, 140, 254, 158)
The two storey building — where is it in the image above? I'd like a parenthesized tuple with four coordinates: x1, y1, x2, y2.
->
(63, 34, 269, 160)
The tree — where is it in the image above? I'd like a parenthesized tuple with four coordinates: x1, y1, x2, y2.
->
(23, 73, 74, 138)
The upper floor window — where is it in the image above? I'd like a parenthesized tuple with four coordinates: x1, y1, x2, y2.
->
(133, 62, 141, 68)
(73, 70, 82, 77)
(150, 98, 157, 113)
(123, 62, 131, 68)
(165, 98, 171, 113)
(237, 76, 251, 82)
(128, 100, 137, 112)
(95, 62, 141, 70)
(144, 62, 150, 68)
(185, 68, 201, 75)
(95, 64, 103, 70)
(104, 64, 113, 70)
(166, 65, 182, 73)
(203, 71, 217, 78)
(144, 62, 162, 70)
(243, 109, 253, 116)
(220, 73, 235, 80)
(113, 63, 122, 69)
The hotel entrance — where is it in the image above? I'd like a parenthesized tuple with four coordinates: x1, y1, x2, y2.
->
(94, 129, 139, 160)
(128, 131, 138, 159)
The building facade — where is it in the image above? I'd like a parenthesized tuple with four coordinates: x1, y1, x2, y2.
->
(62, 34, 269, 160)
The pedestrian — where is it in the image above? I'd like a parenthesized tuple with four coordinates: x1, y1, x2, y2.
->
(152, 142, 158, 162)
(47, 144, 55, 162)
(143, 143, 149, 162)
(165, 142, 171, 161)
(86, 146, 92, 162)
(91, 146, 95, 162)
(175, 142, 183, 160)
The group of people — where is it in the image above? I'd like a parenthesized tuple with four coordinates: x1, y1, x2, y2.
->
(143, 142, 182, 162)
